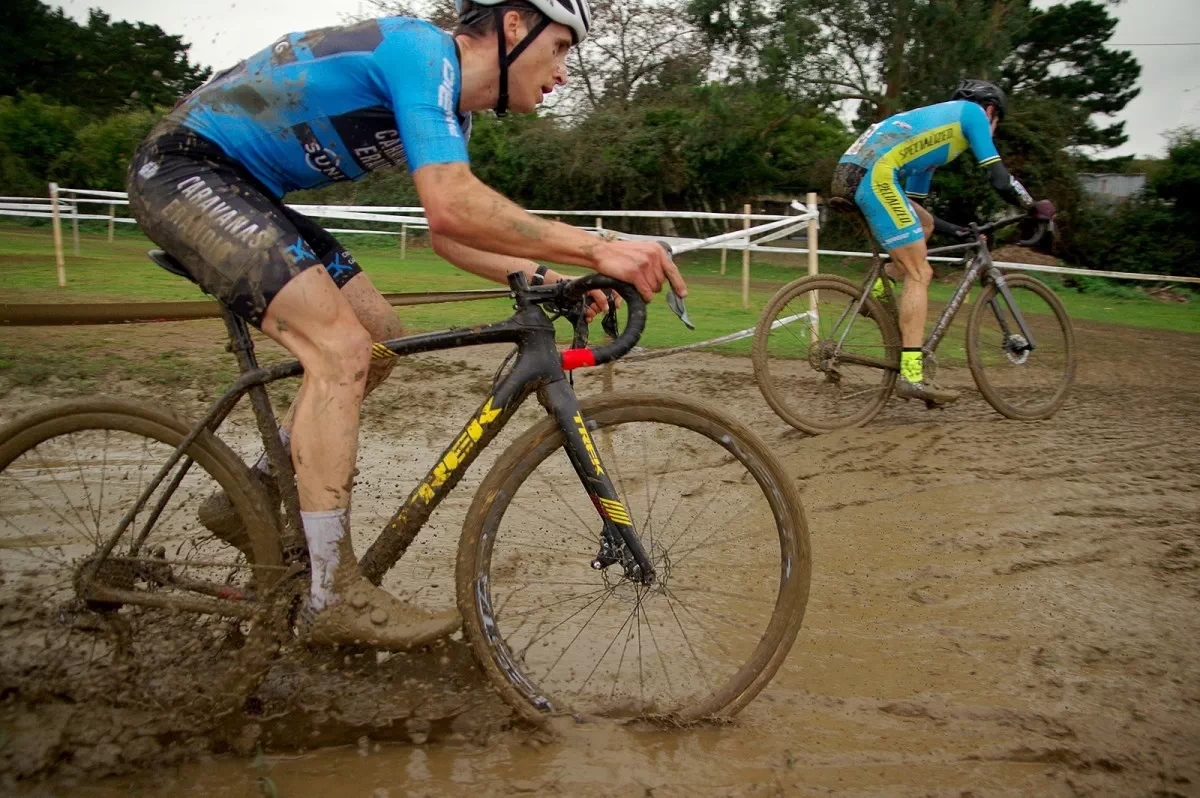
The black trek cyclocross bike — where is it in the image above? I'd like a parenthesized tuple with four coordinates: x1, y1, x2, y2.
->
(0, 251, 810, 725)
(752, 214, 1076, 434)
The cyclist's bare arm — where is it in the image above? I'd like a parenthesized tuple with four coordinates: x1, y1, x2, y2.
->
(431, 233, 614, 319)
(414, 162, 686, 301)
(430, 233, 558, 286)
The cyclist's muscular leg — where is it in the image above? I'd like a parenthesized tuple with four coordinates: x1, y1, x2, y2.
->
(261, 266, 369, 512)
(262, 268, 459, 647)
(276, 272, 402, 431)
(887, 239, 933, 348)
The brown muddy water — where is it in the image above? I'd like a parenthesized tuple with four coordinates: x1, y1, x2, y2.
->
(1, 314, 1198, 797)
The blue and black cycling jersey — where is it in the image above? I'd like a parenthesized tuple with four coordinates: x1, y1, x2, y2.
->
(176, 17, 472, 198)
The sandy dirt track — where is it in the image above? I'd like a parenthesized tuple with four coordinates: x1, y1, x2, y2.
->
(1, 311, 1197, 797)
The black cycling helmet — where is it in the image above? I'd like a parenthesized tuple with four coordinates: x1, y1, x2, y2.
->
(951, 79, 1007, 121)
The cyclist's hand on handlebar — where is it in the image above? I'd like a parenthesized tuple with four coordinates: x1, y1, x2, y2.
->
(591, 239, 688, 303)
(584, 288, 621, 323)
(1030, 199, 1056, 220)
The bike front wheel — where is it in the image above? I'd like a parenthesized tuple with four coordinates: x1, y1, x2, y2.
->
(966, 274, 1077, 420)
(753, 275, 901, 434)
(456, 392, 810, 725)
(0, 397, 290, 717)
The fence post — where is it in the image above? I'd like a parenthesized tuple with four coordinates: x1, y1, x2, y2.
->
(49, 183, 66, 287)
(720, 244, 727, 276)
(741, 203, 751, 309)
(400, 223, 408, 260)
(71, 192, 80, 257)
(108, 204, 115, 243)
(807, 192, 819, 329)
(595, 216, 603, 236)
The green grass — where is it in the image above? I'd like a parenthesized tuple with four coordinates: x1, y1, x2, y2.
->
(1, 222, 1197, 393)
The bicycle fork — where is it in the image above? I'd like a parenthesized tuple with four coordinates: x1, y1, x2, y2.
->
(539, 379, 657, 587)
(984, 267, 1038, 353)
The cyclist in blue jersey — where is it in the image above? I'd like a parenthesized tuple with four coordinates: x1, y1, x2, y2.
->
(830, 80, 1055, 405)
(127, 0, 687, 649)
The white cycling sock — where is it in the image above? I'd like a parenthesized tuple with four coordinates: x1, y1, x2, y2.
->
(302, 508, 345, 612)
(253, 427, 291, 476)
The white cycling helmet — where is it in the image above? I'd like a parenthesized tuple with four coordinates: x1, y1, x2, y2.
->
(458, 0, 591, 45)
(456, 0, 592, 115)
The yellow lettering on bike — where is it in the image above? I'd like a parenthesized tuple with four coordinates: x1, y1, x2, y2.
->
(479, 398, 501, 424)
(574, 412, 604, 475)
(413, 395, 503, 505)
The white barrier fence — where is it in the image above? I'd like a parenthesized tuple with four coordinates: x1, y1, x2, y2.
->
(4, 185, 1198, 292)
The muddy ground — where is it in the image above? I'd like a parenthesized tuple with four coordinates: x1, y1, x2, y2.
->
(0, 310, 1197, 797)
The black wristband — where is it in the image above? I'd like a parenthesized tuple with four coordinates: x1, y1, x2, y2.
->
(531, 264, 549, 286)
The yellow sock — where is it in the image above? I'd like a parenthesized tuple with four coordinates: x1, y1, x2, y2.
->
(901, 349, 923, 382)
(871, 277, 886, 300)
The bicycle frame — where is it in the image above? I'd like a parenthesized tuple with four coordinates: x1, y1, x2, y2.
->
(858, 231, 1040, 360)
(80, 273, 658, 606)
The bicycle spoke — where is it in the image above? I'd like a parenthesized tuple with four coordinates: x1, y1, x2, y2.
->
(67, 432, 101, 535)
(575, 596, 640, 698)
(535, 469, 601, 545)
(537, 585, 619, 680)
(661, 590, 712, 692)
(31, 446, 96, 544)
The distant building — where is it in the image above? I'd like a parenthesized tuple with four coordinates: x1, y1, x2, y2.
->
(1079, 173, 1146, 203)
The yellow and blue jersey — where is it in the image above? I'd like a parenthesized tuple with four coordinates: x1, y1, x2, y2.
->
(175, 18, 472, 198)
(838, 100, 1001, 250)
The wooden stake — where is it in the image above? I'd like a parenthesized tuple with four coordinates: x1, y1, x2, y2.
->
(741, 203, 751, 309)
(108, 204, 115, 243)
(807, 192, 819, 330)
(720, 245, 727, 276)
(400, 223, 408, 260)
(49, 183, 66, 287)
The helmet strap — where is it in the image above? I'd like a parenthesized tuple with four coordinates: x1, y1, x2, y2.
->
(493, 8, 552, 117)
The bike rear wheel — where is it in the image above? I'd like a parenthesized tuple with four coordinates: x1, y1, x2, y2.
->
(966, 274, 1076, 420)
(456, 392, 810, 725)
(753, 275, 900, 434)
(0, 397, 289, 717)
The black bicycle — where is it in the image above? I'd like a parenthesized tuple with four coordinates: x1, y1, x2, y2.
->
(752, 215, 1076, 434)
(0, 252, 810, 725)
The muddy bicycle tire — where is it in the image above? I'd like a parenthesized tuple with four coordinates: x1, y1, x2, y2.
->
(456, 392, 810, 725)
(966, 274, 1077, 420)
(0, 397, 289, 717)
(753, 275, 901, 434)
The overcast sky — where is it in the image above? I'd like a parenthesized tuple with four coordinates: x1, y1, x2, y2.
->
(61, 0, 1200, 159)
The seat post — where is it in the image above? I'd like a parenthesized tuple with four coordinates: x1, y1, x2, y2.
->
(221, 309, 260, 373)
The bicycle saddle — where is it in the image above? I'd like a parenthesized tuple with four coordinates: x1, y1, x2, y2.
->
(147, 250, 198, 284)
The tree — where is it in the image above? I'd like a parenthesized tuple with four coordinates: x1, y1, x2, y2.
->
(0, 94, 85, 195)
(687, 0, 1029, 119)
(1147, 128, 1200, 223)
(0, 1, 210, 115)
(1002, 1, 1140, 151)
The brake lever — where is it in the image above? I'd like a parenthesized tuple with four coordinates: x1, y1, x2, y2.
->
(668, 289, 694, 330)
(654, 239, 695, 330)
(601, 290, 619, 339)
